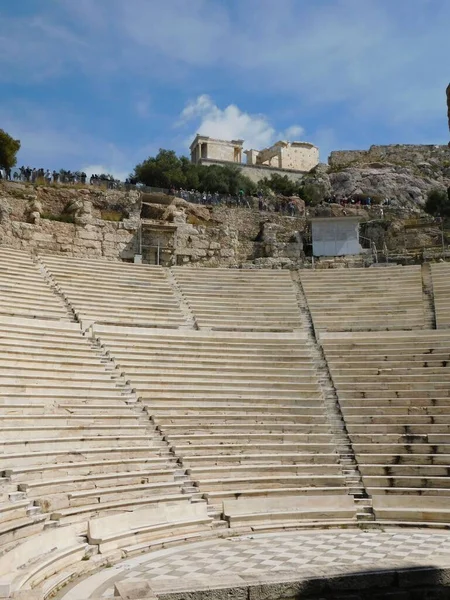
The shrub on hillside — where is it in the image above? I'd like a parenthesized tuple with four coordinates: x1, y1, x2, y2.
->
(424, 188, 450, 218)
(259, 174, 299, 197)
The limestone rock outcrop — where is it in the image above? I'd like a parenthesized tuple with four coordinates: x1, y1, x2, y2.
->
(303, 163, 449, 209)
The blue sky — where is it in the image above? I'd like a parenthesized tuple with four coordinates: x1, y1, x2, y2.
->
(1, 0, 448, 179)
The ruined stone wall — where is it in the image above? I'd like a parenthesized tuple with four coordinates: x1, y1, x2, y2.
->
(0, 182, 140, 260)
(281, 145, 319, 171)
(329, 144, 449, 169)
(0, 216, 137, 260)
(198, 159, 306, 183)
(0, 182, 307, 268)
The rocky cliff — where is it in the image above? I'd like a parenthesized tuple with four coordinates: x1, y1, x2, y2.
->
(305, 146, 450, 210)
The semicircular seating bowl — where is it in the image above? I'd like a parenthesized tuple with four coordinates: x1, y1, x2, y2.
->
(1, 245, 449, 599)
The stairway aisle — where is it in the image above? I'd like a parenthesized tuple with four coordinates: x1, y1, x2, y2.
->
(421, 262, 437, 329)
(292, 271, 376, 524)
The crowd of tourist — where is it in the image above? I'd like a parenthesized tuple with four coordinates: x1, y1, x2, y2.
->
(0, 166, 390, 218)
(176, 188, 301, 215)
(0, 166, 130, 189)
(324, 194, 393, 207)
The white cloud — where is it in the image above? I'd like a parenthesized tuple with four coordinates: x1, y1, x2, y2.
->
(82, 164, 130, 181)
(282, 125, 305, 140)
(1, 0, 448, 169)
(179, 95, 306, 151)
(2, 0, 449, 126)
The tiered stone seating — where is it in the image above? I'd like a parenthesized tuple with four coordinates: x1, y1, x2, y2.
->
(0, 246, 69, 321)
(172, 267, 302, 331)
(321, 330, 450, 524)
(41, 255, 186, 328)
(430, 262, 450, 328)
(0, 316, 203, 597)
(300, 266, 424, 331)
(94, 325, 356, 528)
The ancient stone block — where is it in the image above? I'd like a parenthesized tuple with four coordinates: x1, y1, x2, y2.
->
(114, 580, 156, 598)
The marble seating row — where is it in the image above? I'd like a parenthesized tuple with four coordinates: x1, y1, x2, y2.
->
(300, 266, 425, 331)
(40, 254, 186, 328)
(94, 325, 354, 524)
(0, 501, 212, 598)
(431, 262, 450, 328)
(0, 247, 69, 321)
(223, 495, 356, 530)
(172, 267, 303, 331)
(321, 330, 450, 523)
(0, 317, 207, 597)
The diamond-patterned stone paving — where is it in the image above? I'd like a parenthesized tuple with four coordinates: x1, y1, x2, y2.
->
(59, 529, 450, 599)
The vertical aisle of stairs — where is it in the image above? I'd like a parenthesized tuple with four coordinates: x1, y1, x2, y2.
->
(32, 255, 206, 513)
(421, 262, 437, 329)
(292, 272, 376, 525)
(166, 269, 197, 329)
(87, 331, 201, 501)
(34, 255, 78, 322)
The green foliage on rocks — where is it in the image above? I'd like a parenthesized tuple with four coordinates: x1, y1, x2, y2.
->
(259, 174, 299, 197)
(0, 129, 20, 170)
(424, 188, 450, 218)
(133, 149, 256, 195)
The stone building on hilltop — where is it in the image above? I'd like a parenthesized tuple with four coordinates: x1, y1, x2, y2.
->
(189, 134, 319, 183)
(245, 140, 319, 172)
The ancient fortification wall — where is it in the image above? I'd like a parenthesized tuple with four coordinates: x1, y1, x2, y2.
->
(198, 158, 306, 183)
(329, 144, 449, 169)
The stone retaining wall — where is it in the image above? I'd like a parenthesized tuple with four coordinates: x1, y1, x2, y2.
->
(198, 158, 306, 183)
(131, 566, 450, 600)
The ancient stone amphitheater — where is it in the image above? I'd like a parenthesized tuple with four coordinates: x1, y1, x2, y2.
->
(2, 246, 450, 599)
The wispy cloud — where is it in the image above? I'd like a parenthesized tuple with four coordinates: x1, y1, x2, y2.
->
(178, 95, 307, 151)
(0, 0, 448, 173)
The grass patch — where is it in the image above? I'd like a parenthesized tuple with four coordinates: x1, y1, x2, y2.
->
(41, 212, 76, 223)
(101, 210, 123, 222)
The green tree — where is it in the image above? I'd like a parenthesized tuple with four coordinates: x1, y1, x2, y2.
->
(198, 164, 256, 195)
(424, 188, 450, 218)
(132, 149, 257, 196)
(0, 129, 20, 170)
(133, 149, 186, 188)
(180, 156, 200, 190)
(260, 173, 298, 196)
(300, 182, 327, 206)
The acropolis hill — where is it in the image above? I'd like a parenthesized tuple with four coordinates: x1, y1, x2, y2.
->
(0, 141, 449, 268)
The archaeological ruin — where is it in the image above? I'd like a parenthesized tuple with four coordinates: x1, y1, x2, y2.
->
(1, 243, 450, 599)
(189, 134, 319, 183)
(0, 93, 450, 598)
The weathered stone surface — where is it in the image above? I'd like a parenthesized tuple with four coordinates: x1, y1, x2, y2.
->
(163, 197, 212, 224)
(329, 144, 449, 170)
(114, 581, 157, 598)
